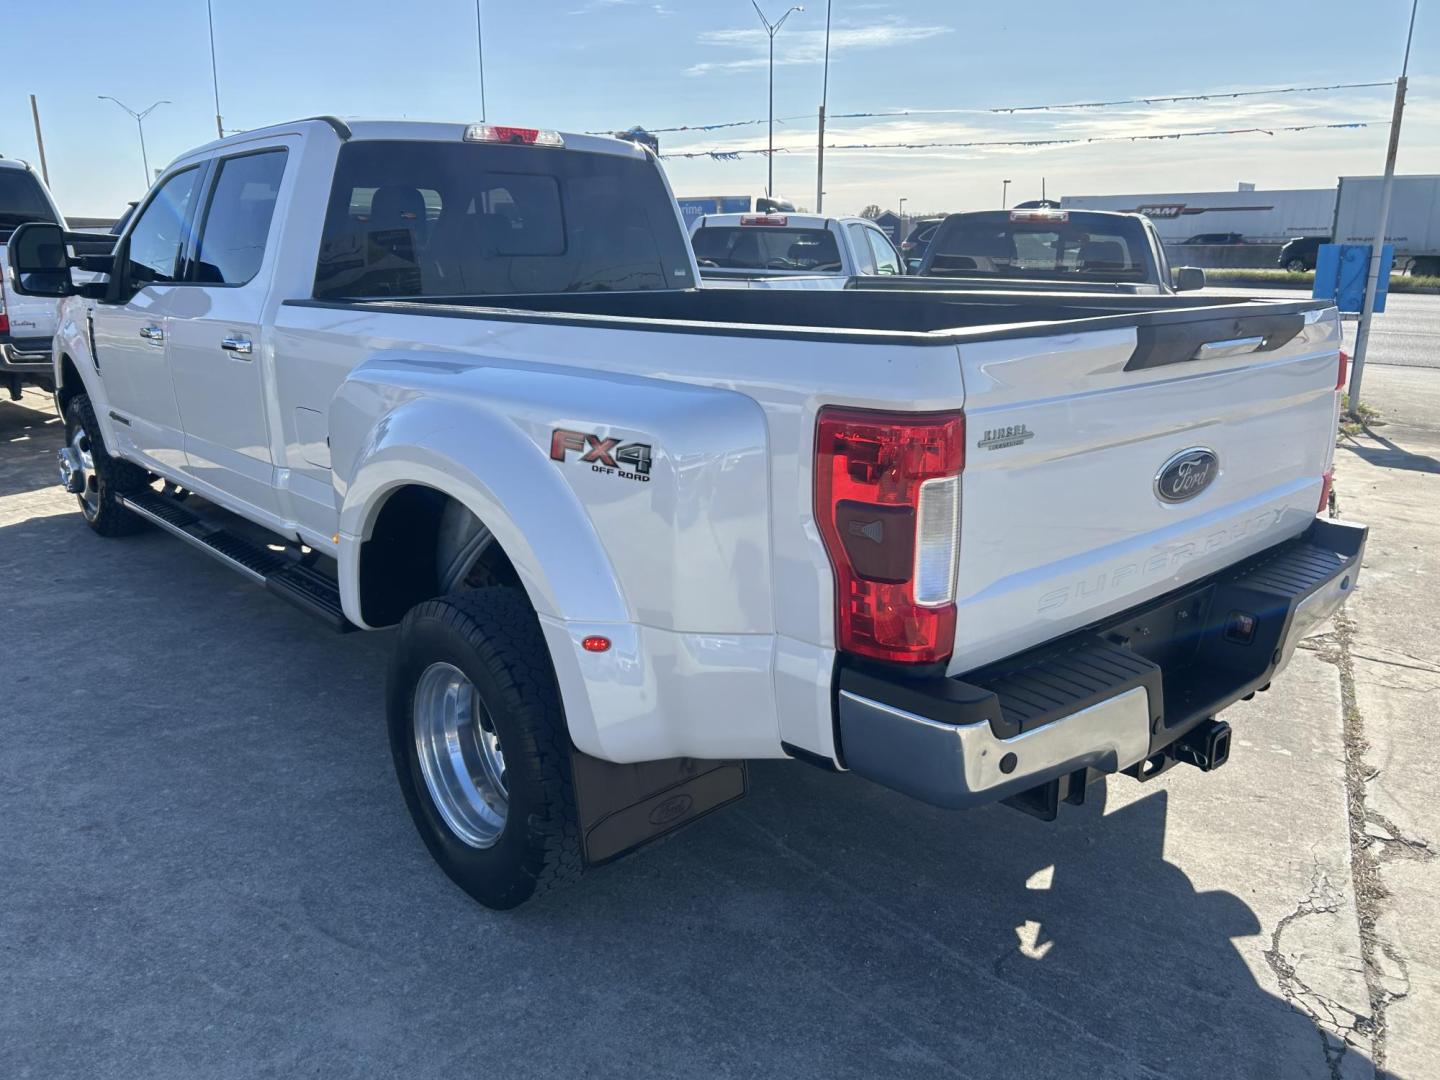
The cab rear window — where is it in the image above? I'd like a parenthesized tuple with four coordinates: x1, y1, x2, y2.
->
(691, 226, 842, 272)
(313, 140, 695, 299)
(928, 216, 1147, 281)
(0, 170, 56, 234)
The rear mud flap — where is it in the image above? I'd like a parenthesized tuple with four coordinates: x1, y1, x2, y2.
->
(570, 753, 747, 867)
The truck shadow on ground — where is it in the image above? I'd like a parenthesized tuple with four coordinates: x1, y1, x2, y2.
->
(1342, 423, 1440, 475)
(0, 404, 1389, 1080)
(0, 393, 66, 498)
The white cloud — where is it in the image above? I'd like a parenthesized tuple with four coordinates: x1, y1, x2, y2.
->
(685, 20, 950, 76)
(569, 0, 671, 16)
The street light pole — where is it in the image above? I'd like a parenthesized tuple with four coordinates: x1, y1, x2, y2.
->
(99, 96, 171, 187)
(816, 0, 831, 213)
(1001, 179, 1011, 208)
(1348, 0, 1419, 417)
(898, 197, 907, 242)
(752, 2, 803, 200)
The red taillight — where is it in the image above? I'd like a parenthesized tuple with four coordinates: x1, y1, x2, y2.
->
(582, 635, 612, 653)
(462, 123, 564, 147)
(0, 271, 8, 336)
(1337, 349, 1349, 391)
(814, 407, 964, 664)
(740, 214, 788, 226)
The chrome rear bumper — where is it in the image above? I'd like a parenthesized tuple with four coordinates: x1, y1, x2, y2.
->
(836, 517, 1367, 811)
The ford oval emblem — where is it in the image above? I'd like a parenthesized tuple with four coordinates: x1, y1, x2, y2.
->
(1155, 447, 1219, 503)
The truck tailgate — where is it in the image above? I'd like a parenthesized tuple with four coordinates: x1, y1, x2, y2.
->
(949, 302, 1341, 674)
(0, 249, 60, 347)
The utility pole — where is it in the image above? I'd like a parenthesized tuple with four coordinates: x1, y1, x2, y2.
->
(816, 0, 831, 212)
(898, 197, 907, 241)
(29, 95, 49, 188)
(753, 2, 803, 199)
(475, 0, 488, 121)
(99, 97, 170, 189)
(1349, 0, 1419, 417)
(207, 0, 224, 138)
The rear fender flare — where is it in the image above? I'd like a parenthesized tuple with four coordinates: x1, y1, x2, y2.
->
(335, 397, 628, 628)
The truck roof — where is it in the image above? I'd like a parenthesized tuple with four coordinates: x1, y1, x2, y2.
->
(170, 117, 650, 171)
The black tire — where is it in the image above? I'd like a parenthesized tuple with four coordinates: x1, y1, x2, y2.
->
(1284, 258, 1308, 273)
(63, 394, 149, 536)
(387, 588, 582, 909)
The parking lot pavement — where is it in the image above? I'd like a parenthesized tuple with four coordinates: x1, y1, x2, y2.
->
(1202, 288, 1440, 371)
(0, 375, 1433, 1080)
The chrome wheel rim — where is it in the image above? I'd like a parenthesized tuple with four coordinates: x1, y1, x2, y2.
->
(413, 662, 508, 848)
(69, 426, 100, 520)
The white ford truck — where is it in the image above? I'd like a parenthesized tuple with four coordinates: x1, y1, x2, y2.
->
(0, 157, 69, 400)
(690, 210, 906, 288)
(10, 117, 1366, 910)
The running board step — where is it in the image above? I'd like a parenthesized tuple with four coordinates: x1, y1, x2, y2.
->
(119, 489, 353, 632)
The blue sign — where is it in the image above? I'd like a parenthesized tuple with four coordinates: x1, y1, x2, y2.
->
(676, 195, 756, 228)
(1313, 243, 1393, 313)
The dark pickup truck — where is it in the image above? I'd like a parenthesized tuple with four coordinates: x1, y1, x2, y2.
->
(866, 208, 1207, 296)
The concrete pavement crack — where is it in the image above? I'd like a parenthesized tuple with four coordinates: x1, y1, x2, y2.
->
(1311, 607, 1411, 1074)
(1260, 860, 1369, 1080)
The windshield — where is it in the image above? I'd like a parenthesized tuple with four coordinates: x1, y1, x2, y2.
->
(925, 214, 1149, 282)
(691, 226, 842, 272)
(314, 140, 695, 299)
(0, 169, 57, 233)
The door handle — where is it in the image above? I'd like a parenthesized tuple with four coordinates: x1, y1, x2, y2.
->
(220, 336, 253, 357)
(139, 325, 164, 343)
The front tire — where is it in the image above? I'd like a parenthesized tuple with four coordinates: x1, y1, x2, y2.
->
(387, 588, 582, 909)
(1284, 258, 1308, 273)
(63, 394, 149, 536)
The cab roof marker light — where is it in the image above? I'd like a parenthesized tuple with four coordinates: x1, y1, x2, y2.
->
(1010, 209, 1068, 223)
(463, 124, 564, 148)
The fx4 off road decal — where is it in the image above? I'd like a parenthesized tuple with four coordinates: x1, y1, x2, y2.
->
(550, 429, 653, 482)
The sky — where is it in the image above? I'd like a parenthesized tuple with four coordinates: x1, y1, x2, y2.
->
(2, 0, 1437, 218)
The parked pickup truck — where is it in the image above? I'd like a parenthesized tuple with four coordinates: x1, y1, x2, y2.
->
(690, 211, 906, 288)
(0, 157, 68, 399)
(898, 208, 1208, 294)
(11, 117, 1365, 910)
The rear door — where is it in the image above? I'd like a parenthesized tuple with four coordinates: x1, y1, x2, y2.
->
(166, 142, 292, 517)
(948, 303, 1341, 674)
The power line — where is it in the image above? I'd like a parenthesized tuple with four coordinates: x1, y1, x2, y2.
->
(603, 79, 1392, 137)
(659, 121, 1375, 160)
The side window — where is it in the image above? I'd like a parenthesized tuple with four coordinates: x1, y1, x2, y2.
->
(846, 223, 877, 274)
(126, 168, 202, 285)
(190, 150, 288, 285)
(865, 228, 901, 275)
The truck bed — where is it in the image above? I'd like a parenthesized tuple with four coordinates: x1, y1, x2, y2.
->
(289, 287, 1327, 345)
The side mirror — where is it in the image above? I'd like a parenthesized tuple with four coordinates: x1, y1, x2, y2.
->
(7, 222, 77, 298)
(1174, 266, 1206, 292)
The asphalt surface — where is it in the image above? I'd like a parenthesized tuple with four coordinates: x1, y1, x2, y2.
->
(1202, 287, 1440, 371)
(1, 304, 1436, 1078)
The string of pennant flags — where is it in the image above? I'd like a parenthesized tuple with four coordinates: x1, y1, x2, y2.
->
(656, 121, 1374, 161)
(591, 79, 1392, 137)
